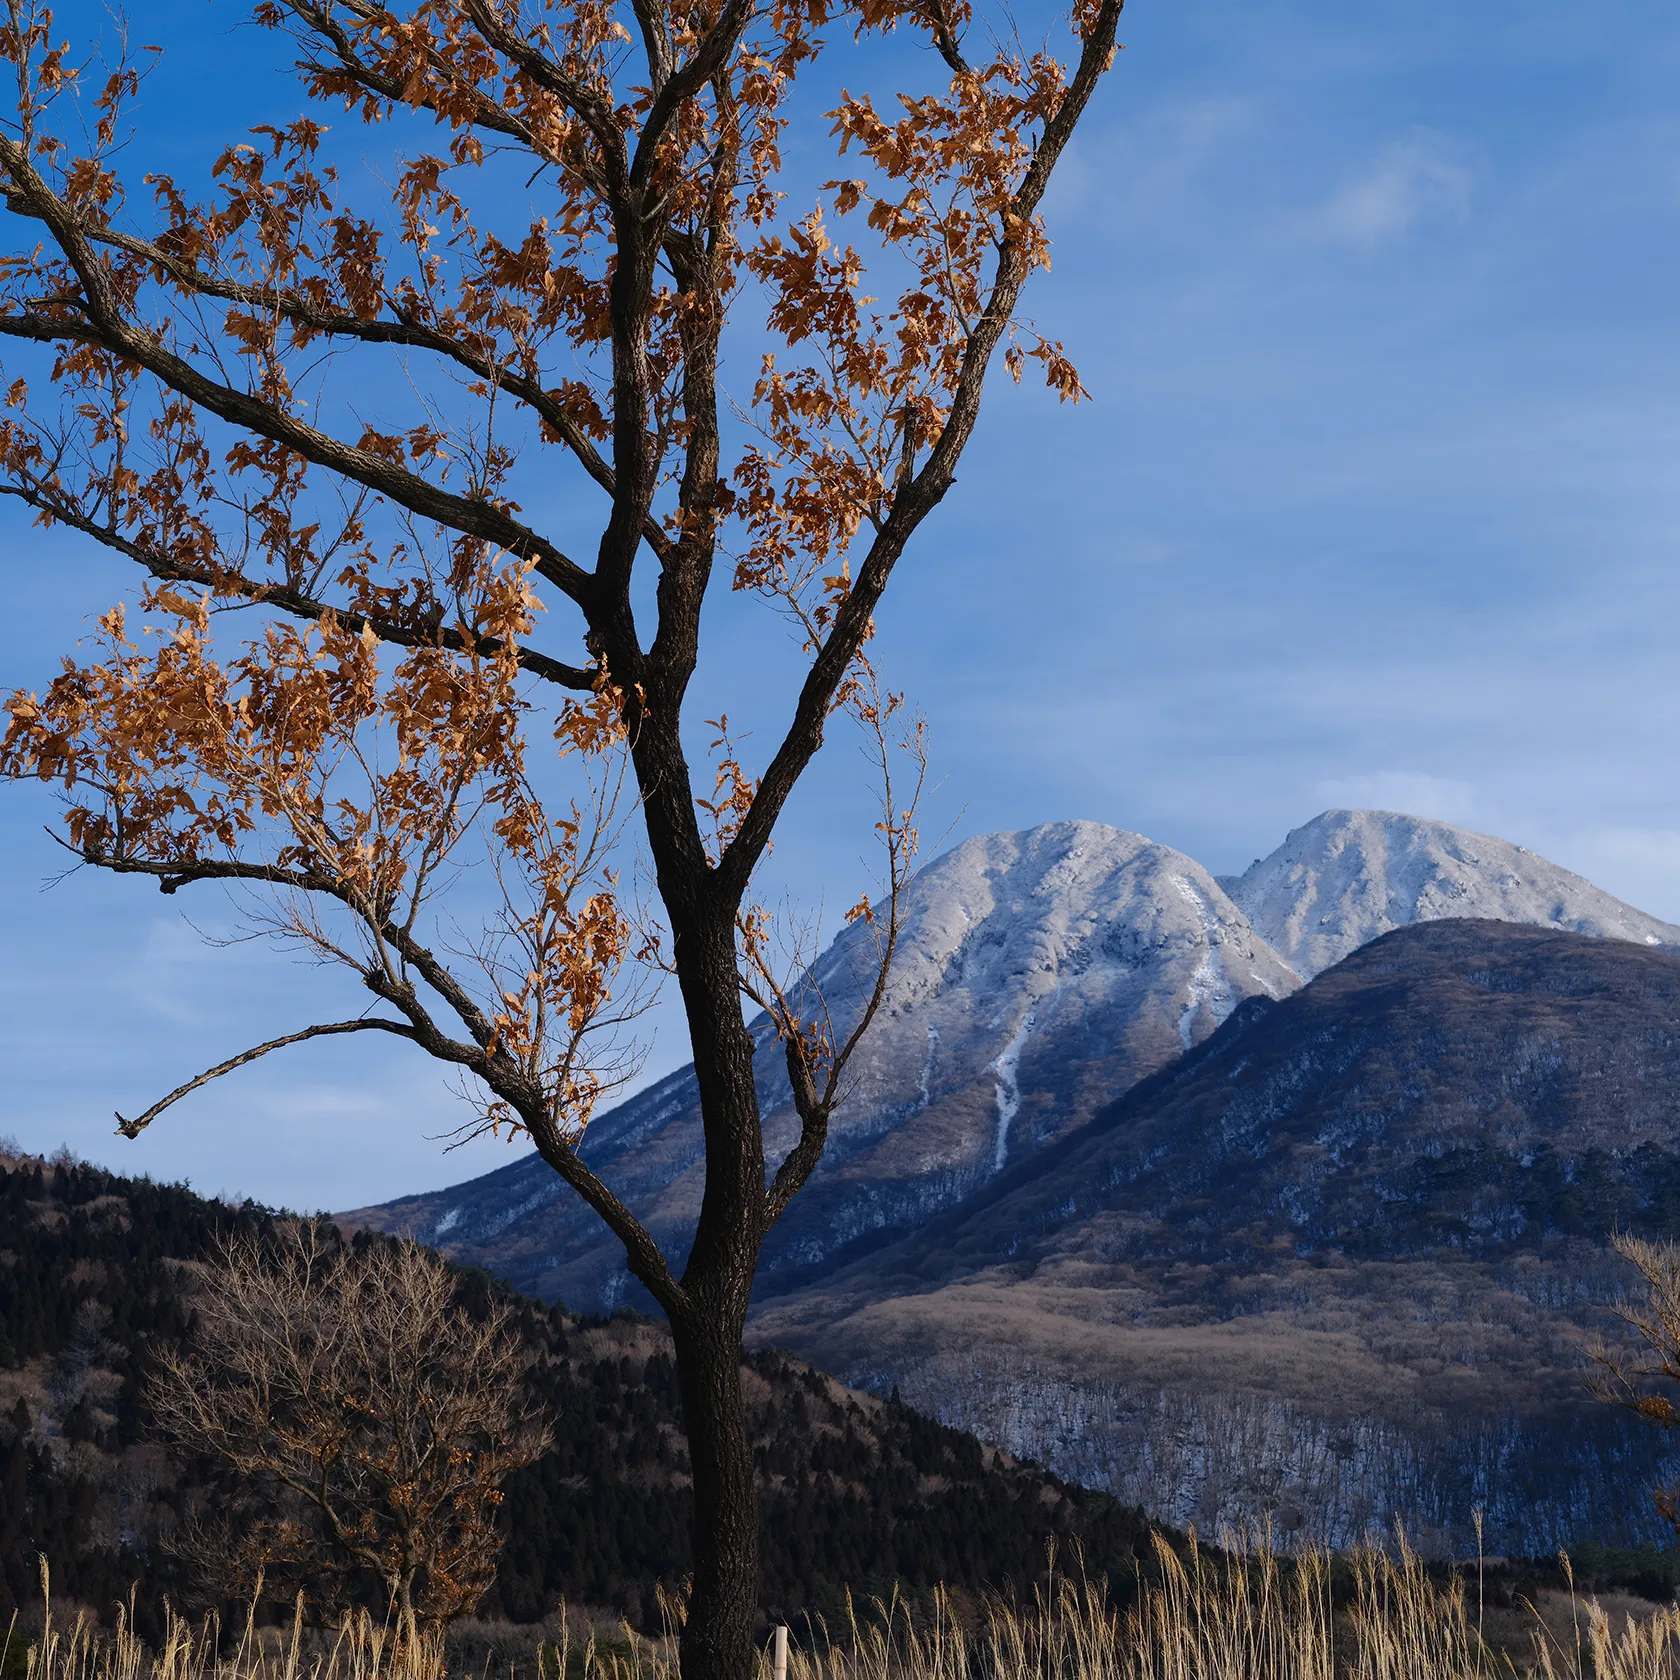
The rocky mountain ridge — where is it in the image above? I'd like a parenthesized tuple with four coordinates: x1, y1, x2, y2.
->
(1220, 808, 1680, 978)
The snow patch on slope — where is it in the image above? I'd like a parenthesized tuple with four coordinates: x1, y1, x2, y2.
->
(1170, 874, 1240, 1050)
(990, 1011, 1036, 1170)
(919, 1024, 939, 1112)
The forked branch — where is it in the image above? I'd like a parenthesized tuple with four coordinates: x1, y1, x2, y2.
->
(0, 477, 599, 688)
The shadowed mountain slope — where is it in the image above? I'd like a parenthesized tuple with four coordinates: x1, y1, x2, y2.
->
(343, 821, 1298, 1306)
(753, 921, 1680, 1554)
(1220, 809, 1680, 978)
(0, 1149, 1164, 1631)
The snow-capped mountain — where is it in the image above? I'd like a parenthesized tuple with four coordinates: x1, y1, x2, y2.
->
(342, 821, 1299, 1306)
(1219, 809, 1680, 978)
(344, 807, 1680, 1312)
(343, 807, 1680, 1549)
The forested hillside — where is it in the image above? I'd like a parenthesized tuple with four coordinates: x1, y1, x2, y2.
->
(759, 921, 1680, 1552)
(0, 1148, 1159, 1632)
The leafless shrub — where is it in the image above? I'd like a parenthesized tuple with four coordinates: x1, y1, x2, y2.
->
(150, 1224, 550, 1655)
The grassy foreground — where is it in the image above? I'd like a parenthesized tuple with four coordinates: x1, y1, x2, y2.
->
(8, 1536, 1680, 1680)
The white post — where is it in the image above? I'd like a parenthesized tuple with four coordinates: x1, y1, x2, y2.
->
(773, 1624, 788, 1680)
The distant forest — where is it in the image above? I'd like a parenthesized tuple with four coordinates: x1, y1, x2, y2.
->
(0, 1150, 1162, 1633)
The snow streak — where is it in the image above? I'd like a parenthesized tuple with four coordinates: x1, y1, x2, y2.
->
(990, 1011, 1036, 1171)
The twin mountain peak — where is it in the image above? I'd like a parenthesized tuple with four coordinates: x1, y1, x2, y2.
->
(346, 808, 1680, 1312)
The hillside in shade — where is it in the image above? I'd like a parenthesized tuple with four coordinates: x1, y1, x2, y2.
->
(754, 920, 1680, 1553)
(0, 1148, 1161, 1631)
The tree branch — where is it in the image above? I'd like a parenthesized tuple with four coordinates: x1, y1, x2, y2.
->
(114, 1017, 417, 1137)
(0, 479, 600, 688)
(80, 848, 329, 897)
(629, 0, 755, 194)
(75, 846, 503, 1055)
(715, 0, 1125, 901)
(921, 0, 973, 76)
(628, 0, 675, 99)
(762, 1042, 826, 1228)
(0, 300, 592, 607)
(5, 204, 673, 565)
(458, 0, 630, 196)
(0, 144, 595, 605)
(526, 1126, 687, 1316)
(279, 0, 552, 145)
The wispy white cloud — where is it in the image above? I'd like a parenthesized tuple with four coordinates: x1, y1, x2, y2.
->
(1310, 131, 1473, 247)
(1048, 96, 1260, 221)
(1311, 771, 1481, 826)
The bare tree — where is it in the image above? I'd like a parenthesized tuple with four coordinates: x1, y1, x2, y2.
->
(0, 0, 1125, 1667)
(152, 1224, 550, 1652)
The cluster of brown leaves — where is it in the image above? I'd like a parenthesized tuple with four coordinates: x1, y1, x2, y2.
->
(2, 559, 640, 1147)
(736, 41, 1085, 608)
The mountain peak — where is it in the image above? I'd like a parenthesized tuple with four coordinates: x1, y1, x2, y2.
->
(346, 810, 1680, 1312)
(1218, 808, 1680, 978)
(343, 818, 1299, 1308)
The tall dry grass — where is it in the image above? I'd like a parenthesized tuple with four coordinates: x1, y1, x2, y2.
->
(11, 1534, 1680, 1680)
(788, 1533, 1680, 1680)
(3, 1563, 445, 1680)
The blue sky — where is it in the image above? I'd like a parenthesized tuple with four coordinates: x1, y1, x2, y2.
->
(4, 0, 1680, 1209)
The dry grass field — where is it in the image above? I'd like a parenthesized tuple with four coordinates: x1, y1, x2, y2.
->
(12, 1536, 1680, 1680)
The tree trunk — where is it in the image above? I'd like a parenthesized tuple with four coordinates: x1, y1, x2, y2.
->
(396, 1573, 421, 1671)
(614, 843, 767, 1680)
(671, 1300, 759, 1680)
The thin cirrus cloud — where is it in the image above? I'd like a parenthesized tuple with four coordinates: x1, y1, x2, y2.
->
(1055, 95, 1261, 222)
(1308, 132, 1475, 247)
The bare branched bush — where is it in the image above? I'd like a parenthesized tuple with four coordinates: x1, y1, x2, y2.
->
(150, 1226, 550, 1653)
